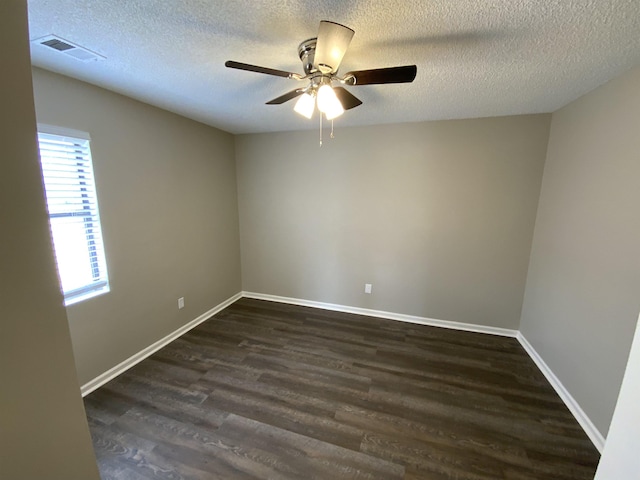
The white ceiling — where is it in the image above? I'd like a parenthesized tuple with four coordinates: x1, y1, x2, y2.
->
(28, 0, 640, 135)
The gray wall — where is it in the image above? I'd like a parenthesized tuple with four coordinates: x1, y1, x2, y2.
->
(236, 115, 550, 329)
(32, 68, 242, 385)
(0, 1, 99, 478)
(520, 66, 640, 437)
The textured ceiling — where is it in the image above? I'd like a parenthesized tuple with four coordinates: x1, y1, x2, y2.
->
(28, 0, 640, 134)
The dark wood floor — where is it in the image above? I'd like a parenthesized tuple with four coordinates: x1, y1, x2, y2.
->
(84, 298, 600, 479)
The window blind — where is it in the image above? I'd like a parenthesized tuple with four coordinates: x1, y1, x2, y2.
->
(37, 130, 110, 305)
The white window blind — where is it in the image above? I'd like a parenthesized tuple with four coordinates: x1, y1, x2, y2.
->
(37, 128, 110, 305)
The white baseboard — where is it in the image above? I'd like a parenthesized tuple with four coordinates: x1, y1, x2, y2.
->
(243, 291, 604, 452)
(80, 292, 242, 397)
(80, 290, 603, 453)
(517, 332, 605, 453)
(241, 291, 519, 338)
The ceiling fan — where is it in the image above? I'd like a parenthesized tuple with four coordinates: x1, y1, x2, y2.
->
(225, 21, 417, 121)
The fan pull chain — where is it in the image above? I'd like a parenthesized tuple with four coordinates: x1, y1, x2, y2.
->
(330, 119, 335, 139)
(319, 113, 323, 147)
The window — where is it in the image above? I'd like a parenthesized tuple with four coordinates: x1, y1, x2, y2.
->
(37, 125, 110, 305)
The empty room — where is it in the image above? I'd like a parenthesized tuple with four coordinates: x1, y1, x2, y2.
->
(3, 1, 640, 479)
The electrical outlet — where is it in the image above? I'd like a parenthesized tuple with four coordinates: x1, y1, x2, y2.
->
(364, 283, 372, 294)
(178, 297, 185, 309)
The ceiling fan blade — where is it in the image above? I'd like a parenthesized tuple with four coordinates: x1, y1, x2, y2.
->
(314, 21, 355, 74)
(333, 87, 362, 110)
(266, 89, 304, 105)
(344, 65, 417, 85)
(225, 60, 298, 78)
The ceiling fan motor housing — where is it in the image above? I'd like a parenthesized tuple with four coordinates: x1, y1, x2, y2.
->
(298, 38, 318, 75)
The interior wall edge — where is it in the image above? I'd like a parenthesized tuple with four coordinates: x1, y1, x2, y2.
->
(517, 332, 605, 453)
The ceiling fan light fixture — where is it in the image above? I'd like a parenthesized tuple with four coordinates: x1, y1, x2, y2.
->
(294, 92, 315, 119)
(314, 21, 354, 74)
(225, 20, 417, 128)
(317, 84, 344, 119)
(325, 101, 344, 120)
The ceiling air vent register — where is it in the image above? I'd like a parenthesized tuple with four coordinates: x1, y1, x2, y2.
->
(32, 35, 105, 62)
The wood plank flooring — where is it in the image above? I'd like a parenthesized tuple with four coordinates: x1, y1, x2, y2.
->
(84, 298, 600, 479)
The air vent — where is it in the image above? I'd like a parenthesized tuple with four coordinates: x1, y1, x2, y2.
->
(32, 35, 105, 62)
(41, 38, 74, 51)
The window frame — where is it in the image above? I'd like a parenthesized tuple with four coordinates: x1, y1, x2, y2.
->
(37, 124, 110, 306)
